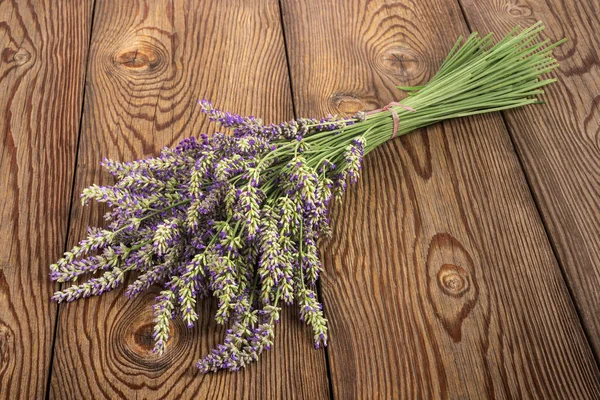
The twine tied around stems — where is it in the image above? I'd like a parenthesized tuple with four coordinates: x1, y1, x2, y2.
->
(366, 102, 416, 140)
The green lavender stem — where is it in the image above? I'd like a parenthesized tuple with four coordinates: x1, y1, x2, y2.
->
(266, 21, 563, 181)
(49, 21, 565, 373)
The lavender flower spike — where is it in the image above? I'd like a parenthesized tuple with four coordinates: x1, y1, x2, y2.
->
(49, 23, 564, 373)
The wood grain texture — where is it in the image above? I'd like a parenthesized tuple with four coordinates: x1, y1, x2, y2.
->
(281, 0, 600, 398)
(0, 0, 93, 398)
(458, 0, 600, 361)
(49, 1, 329, 398)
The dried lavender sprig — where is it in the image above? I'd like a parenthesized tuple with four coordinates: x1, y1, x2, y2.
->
(50, 22, 564, 373)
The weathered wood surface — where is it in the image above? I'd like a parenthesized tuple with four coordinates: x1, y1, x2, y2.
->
(459, 0, 600, 362)
(0, 0, 93, 398)
(48, 1, 329, 399)
(280, 0, 600, 398)
(1, 0, 599, 398)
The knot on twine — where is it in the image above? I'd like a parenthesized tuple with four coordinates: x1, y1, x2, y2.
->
(366, 102, 416, 140)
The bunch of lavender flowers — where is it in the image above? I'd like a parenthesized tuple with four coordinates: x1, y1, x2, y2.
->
(50, 23, 564, 372)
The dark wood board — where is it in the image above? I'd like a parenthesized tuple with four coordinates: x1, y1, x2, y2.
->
(0, 0, 93, 397)
(280, 0, 600, 398)
(2, 0, 599, 398)
(48, 1, 330, 398)
(459, 0, 600, 362)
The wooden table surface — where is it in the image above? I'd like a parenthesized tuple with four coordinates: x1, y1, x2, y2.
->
(1, 0, 599, 398)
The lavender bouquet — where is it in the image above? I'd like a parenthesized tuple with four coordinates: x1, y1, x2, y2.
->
(50, 23, 564, 372)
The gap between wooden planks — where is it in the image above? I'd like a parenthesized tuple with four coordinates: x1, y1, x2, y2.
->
(459, 0, 600, 364)
(0, 1, 93, 398)
(280, 0, 600, 398)
(3, 0, 596, 396)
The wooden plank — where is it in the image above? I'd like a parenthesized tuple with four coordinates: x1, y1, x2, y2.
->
(0, 0, 93, 398)
(458, 0, 600, 361)
(48, 1, 330, 398)
(280, 0, 600, 398)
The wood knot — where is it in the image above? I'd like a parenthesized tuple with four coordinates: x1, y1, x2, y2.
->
(0, 323, 12, 368)
(124, 313, 175, 357)
(426, 233, 479, 342)
(376, 45, 424, 80)
(114, 45, 161, 71)
(2, 47, 31, 65)
(131, 322, 161, 352)
(111, 297, 173, 366)
(330, 94, 367, 114)
(110, 291, 192, 371)
(505, 2, 532, 17)
(437, 264, 469, 297)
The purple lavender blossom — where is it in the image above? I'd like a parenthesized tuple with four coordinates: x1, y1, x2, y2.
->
(48, 25, 567, 373)
(50, 99, 366, 373)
